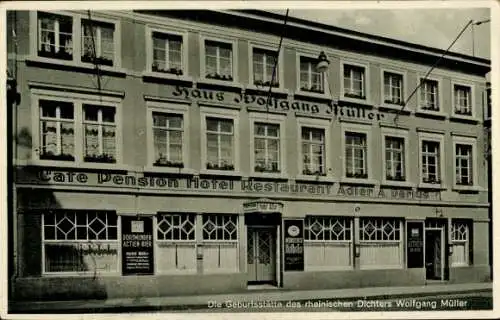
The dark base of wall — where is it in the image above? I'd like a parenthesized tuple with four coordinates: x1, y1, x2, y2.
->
(448, 265, 491, 283)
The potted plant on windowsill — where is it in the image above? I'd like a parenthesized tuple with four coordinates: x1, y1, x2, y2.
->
(81, 53, 113, 66)
(254, 80, 279, 88)
(206, 73, 233, 81)
(154, 158, 184, 168)
(254, 164, 280, 173)
(40, 152, 75, 161)
(346, 172, 368, 179)
(422, 177, 441, 184)
(206, 162, 234, 171)
(151, 63, 183, 75)
(38, 49, 73, 61)
(301, 85, 324, 94)
(302, 168, 326, 176)
(84, 154, 116, 163)
(386, 174, 406, 181)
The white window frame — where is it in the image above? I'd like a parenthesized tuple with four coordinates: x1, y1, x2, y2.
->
(452, 81, 475, 118)
(381, 127, 411, 187)
(248, 43, 285, 91)
(41, 211, 120, 276)
(30, 11, 121, 69)
(145, 26, 189, 80)
(418, 131, 445, 188)
(146, 102, 190, 173)
(341, 60, 370, 102)
(417, 76, 444, 114)
(202, 214, 239, 274)
(380, 68, 407, 108)
(200, 107, 240, 175)
(297, 53, 326, 96)
(200, 36, 238, 83)
(82, 104, 118, 163)
(31, 89, 123, 168)
(452, 135, 478, 190)
(341, 123, 374, 183)
(296, 117, 332, 180)
(249, 112, 286, 178)
(450, 220, 470, 267)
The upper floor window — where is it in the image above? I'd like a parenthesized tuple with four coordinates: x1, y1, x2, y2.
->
(252, 48, 278, 87)
(345, 132, 368, 178)
(455, 144, 473, 186)
(301, 127, 326, 176)
(206, 117, 234, 170)
(421, 140, 441, 184)
(205, 40, 233, 81)
(38, 12, 73, 60)
(81, 19, 115, 66)
(83, 105, 117, 163)
(254, 123, 280, 173)
(152, 32, 183, 75)
(454, 84, 472, 116)
(153, 112, 184, 168)
(39, 100, 75, 161)
(343, 64, 365, 99)
(300, 56, 324, 93)
(420, 79, 440, 111)
(383, 71, 404, 105)
(385, 136, 405, 181)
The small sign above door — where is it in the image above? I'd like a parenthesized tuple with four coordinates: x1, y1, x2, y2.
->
(243, 198, 284, 214)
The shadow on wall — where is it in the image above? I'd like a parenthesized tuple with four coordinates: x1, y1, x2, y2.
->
(12, 129, 109, 302)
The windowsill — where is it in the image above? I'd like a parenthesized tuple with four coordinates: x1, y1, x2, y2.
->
(295, 174, 336, 183)
(449, 114, 480, 123)
(340, 96, 373, 107)
(379, 103, 410, 113)
(380, 180, 416, 188)
(414, 109, 447, 118)
(245, 84, 289, 95)
(142, 71, 194, 83)
(42, 271, 120, 277)
(143, 166, 197, 175)
(199, 169, 243, 177)
(452, 185, 484, 192)
(340, 177, 378, 185)
(418, 183, 447, 190)
(248, 172, 289, 180)
(197, 78, 243, 90)
(294, 90, 331, 100)
(26, 55, 126, 75)
(16, 159, 135, 172)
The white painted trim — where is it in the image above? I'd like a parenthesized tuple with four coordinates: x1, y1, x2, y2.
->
(381, 127, 410, 185)
(340, 59, 371, 104)
(380, 68, 407, 108)
(295, 51, 329, 98)
(418, 131, 446, 188)
(145, 25, 189, 75)
(451, 80, 476, 118)
(199, 35, 238, 83)
(296, 117, 332, 178)
(417, 75, 444, 114)
(452, 135, 479, 189)
(248, 42, 284, 91)
(340, 122, 373, 181)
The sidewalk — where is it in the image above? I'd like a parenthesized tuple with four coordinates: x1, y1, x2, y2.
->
(9, 282, 492, 313)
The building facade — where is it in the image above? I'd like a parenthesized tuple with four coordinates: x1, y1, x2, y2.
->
(7, 10, 491, 301)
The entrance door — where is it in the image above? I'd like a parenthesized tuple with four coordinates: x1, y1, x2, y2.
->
(425, 229, 444, 280)
(247, 227, 276, 284)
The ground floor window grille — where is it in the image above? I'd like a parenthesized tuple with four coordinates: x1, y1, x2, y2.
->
(359, 217, 403, 269)
(202, 214, 238, 272)
(451, 220, 471, 266)
(156, 213, 196, 273)
(42, 211, 119, 274)
(304, 216, 353, 270)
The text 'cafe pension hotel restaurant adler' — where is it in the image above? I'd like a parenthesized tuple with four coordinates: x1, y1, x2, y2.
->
(8, 9, 491, 301)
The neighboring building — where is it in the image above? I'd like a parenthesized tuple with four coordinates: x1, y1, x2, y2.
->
(7, 10, 491, 301)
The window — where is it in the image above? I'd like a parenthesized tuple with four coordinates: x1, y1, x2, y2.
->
(420, 79, 440, 111)
(156, 213, 196, 273)
(454, 84, 472, 116)
(385, 137, 405, 181)
(345, 132, 368, 178)
(305, 216, 351, 241)
(359, 218, 403, 269)
(152, 32, 183, 75)
(451, 220, 471, 266)
(202, 214, 238, 241)
(359, 218, 401, 241)
(486, 85, 491, 120)
(202, 214, 238, 272)
(383, 71, 403, 105)
(254, 123, 280, 173)
(455, 143, 474, 186)
(206, 117, 234, 170)
(302, 127, 325, 176)
(343, 64, 365, 99)
(39, 100, 75, 161)
(153, 113, 184, 168)
(43, 211, 119, 274)
(83, 105, 117, 163)
(299, 56, 324, 93)
(81, 19, 115, 66)
(38, 12, 73, 60)
(252, 48, 278, 87)
(205, 40, 233, 81)
(421, 140, 441, 184)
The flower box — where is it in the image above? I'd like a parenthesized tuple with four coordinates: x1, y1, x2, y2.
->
(84, 154, 116, 163)
(154, 160, 184, 168)
(81, 54, 113, 66)
(302, 168, 326, 176)
(254, 80, 279, 88)
(255, 165, 280, 173)
(206, 162, 234, 171)
(345, 93, 366, 99)
(206, 73, 233, 81)
(422, 177, 441, 184)
(152, 64, 183, 75)
(40, 152, 75, 161)
(38, 49, 73, 61)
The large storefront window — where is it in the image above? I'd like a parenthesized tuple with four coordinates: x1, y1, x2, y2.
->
(156, 213, 196, 273)
(359, 218, 403, 269)
(42, 211, 119, 274)
(304, 216, 353, 270)
(202, 214, 238, 272)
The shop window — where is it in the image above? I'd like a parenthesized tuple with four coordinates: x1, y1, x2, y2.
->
(202, 214, 238, 273)
(421, 140, 441, 184)
(453, 84, 472, 116)
(81, 19, 115, 66)
(38, 12, 73, 60)
(152, 112, 184, 168)
(343, 64, 365, 99)
(252, 48, 279, 88)
(383, 71, 404, 105)
(359, 218, 403, 269)
(385, 136, 405, 181)
(301, 127, 326, 176)
(451, 220, 471, 266)
(345, 132, 368, 179)
(419, 79, 440, 111)
(205, 117, 235, 171)
(42, 211, 119, 274)
(299, 56, 324, 93)
(83, 104, 117, 163)
(156, 213, 196, 273)
(151, 32, 183, 75)
(254, 122, 280, 173)
(204, 40, 233, 81)
(455, 144, 473, 185)
(39, 100, 75, 161)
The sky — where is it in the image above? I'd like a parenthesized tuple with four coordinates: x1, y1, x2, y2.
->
(268, 8, 491, 60)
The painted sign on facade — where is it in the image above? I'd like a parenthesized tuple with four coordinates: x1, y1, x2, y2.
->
(121, 216, 154, 275)
(284, 219, 304, 271)
(406, 221, 424, 268)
